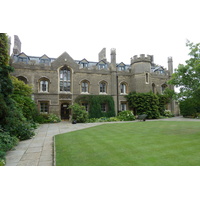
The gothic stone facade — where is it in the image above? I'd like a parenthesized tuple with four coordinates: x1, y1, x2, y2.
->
(10, 35, 176, 119)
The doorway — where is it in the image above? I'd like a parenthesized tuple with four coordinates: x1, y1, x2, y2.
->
(61, 103, 70, 120)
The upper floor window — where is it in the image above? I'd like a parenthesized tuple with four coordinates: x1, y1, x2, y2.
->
(81, 63, 88, 68)
(60, 66, 71, 92)
(81, 80, 89, 93)
(17, 76, 28, 84)
(145, 73, 149, 84)
(161, 84, 167, 94)
(39, 78, 49, 92)
(18, 57, 27, 63)
(152, 83, 156, 94)
(40, 59, 49, 64)
(99, 81, 107, 93)
(120, 82, 127, 94)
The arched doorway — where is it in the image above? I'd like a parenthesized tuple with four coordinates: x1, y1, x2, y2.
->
(61, 103, 70, 120)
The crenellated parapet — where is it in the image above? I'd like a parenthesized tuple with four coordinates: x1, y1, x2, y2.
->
(131, 54, 154, 65)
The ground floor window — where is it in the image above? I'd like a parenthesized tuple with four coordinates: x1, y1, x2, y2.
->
(101, 103, 106, 112)
(82, 103, 89, 112)
(40, 102, 49, 113)
(121, 102, 127, 111)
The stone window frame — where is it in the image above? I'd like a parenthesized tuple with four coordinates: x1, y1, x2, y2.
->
(38, 77, 50, 93)
(101, 103, 107, 112)
(82, 102, 89, 112)
(59, 66, 71, 92)
(145, 72, 149, 84)
(39, 101, 49, 114)
(99, 80, 108, 94)
(80, 79, 90, 94)
(161, 83, 167, 94)
(120, 101, 127, 111)
(120, 81, 128, 94)
(17, 76, 28, 84)
(152, 83, 156, 94)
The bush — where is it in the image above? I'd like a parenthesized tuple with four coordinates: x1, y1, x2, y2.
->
(118, 110, 135, 121)
(163, 110, 173, 118)
(0, 127, 18, 164)
(69, 103, 88, 123)
(35, 113, 61, 124)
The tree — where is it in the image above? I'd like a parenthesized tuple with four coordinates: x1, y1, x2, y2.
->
(168, 41, 200, 116)
(168, 41, 200, 100)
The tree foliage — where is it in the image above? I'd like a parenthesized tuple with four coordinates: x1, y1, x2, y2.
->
(168, 41, 200, 116)
(168, 41, 200, 100)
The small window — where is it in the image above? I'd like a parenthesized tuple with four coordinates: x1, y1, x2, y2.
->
(100, 81, 107, 93)
(82, 103, 88, 112)
(101, 103, 106, 112)
(120, 83, 127, 94)
(161, 84, 167, 94)
(18, 57, 27, 63)
(39, 78, 49, 92)
(40, 59, 49, 64)
(121, 103, 127, 111)
(40, 102, 49, 113)
(152, 83, 156, 94)
(81, 81, 89, 93)
(145, 73, 149, 84)
(81, 63, 88, 68)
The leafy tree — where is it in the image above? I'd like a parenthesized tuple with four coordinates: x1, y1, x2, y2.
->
(11, 76, 38, 121)
(168, 41, 200, 116)
(169, 41, 200, 100)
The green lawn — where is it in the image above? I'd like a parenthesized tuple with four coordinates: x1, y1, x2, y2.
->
(55, 121, 200, 166)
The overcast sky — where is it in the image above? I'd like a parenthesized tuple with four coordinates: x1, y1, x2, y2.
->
(2, 0, 200, 70)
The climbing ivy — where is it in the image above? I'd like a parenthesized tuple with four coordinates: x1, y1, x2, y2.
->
(125, 92, 160, 119)
(75, 95, 115, 118)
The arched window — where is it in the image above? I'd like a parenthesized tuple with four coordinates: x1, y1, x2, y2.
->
(81, 80, 89, 93)
(99, 81, 107, 93)
(39, 78, 49, 92)
(120, 82, 127, 94)
(161, 83, 167, 94)
(60, 66, 71, 92)
(17, 76, 28, 84)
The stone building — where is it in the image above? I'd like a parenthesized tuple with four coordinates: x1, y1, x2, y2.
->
(10, 35, 178, 119)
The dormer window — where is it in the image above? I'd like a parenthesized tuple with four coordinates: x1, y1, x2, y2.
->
(40, 59, 49, 64)
(40, 54, 50, 65)
(97, 60, 107, 70)
(18, 57, 27, 63)
(79, 59, 89, 68)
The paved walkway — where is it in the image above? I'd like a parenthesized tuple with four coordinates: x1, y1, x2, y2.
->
(5, 116, 200, 166)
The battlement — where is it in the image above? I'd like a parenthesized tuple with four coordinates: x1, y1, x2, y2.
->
(131, 54, 153, 64)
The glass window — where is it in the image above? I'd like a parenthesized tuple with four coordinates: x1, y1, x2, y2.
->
(81, 81, 89, 93)
(40, 102, 49, 113)
(101, 103, 106, 112)
(40, 80, 48, 92)
(146, 73, 149, 83)
(120, 83, 127, 94)
(100, 82, 107, 93)
(60, 67, 71, 92)
(18, 57, 27, 63)
(121, 103, 127, 111)
(82, 103, 88, 112)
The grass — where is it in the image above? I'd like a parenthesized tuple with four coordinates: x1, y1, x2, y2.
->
(55, 121, 200, 166)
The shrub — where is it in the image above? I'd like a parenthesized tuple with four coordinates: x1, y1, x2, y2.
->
(163, 110, 173, 118)
(0, 128, 18, 152)
(118, 110, 135, 121)
(69, 103, 88, 123)
(35, 113, 61, 124)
